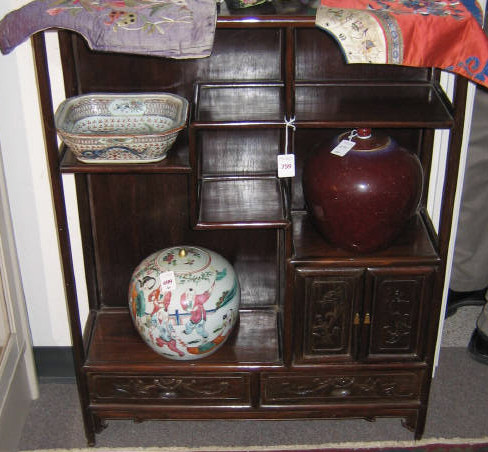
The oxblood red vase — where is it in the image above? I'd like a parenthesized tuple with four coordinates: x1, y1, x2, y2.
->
(302, 128, 423, 253)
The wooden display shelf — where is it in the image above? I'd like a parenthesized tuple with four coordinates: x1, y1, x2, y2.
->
(291, 211, 440, 265)
(30, 3, 469, 438)
(60, 133, 191, 174)
(192, 83, 452, 128)
(84, 308, 282, 372)
(198, 129, 282, 177)
(193, 84, 286, 124)
(217, 0, 317, 26)
(197, 177, 288, 229)
(294, 84, 453, 128)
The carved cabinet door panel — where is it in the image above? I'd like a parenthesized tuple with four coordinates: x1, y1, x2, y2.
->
(361, 266, 437, 362)
(294, 267, 364, 363)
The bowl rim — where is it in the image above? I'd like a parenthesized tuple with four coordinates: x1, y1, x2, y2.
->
(54, 92, 189, 139)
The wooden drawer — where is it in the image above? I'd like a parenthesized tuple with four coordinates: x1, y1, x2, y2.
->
(260, 370, 422, 406)
(88, 373, 252, 406)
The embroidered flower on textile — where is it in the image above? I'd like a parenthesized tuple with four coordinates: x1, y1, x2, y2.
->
(46, 0, 106, 15)
(46, 0, 192, 34)
(368, 0, 468, 20)
(449, 56, 488, 83)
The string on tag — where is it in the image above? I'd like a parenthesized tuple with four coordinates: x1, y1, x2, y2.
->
(330, 129, 357, 157)
(284, 116, 296, 155)
(348, 129, 358, 141)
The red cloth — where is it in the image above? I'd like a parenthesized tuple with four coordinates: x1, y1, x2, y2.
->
(317, 0, 488, 87)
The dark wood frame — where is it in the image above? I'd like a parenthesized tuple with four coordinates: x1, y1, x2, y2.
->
(31, 3, 468, 446)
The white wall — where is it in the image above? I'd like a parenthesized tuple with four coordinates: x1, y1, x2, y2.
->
(0, 0, 478, 349)
(0, 0, 87, 347)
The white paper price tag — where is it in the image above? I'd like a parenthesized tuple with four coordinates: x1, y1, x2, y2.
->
(331, 139, 356, 157)
(277, 154, 296, 178)
(160, 271, 176, 292)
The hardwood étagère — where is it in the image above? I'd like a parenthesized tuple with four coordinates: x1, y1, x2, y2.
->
(32, 1, 468, 445)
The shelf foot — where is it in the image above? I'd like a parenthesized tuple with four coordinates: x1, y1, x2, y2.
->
(401, 414, 417, 434)
(85, 430, 96, 448)
(94, 415, 108, 434)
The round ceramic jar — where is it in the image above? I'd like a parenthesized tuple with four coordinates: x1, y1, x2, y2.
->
(302, 128, 423, 253)
(128, 246, 240, 360)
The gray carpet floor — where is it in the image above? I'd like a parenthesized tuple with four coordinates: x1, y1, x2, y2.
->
(17, 306, 488, 450)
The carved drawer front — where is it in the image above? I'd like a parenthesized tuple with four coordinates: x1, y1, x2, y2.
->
(88, 373, 251, 406)
(261, 370, 422, 406)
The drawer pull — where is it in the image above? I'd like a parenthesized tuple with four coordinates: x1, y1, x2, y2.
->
(353, 312, 361, 325)
(364, 313, 371, 325)
(330, 388, 351, 397)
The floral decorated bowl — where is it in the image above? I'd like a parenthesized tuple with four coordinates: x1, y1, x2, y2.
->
(55, 93, 188, 164)
(128, 246, 240, 360)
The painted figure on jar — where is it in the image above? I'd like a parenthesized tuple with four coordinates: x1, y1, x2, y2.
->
(148, 286, 172, 317)
(150, 308, 184, 357)
(180, 284, 214, 338)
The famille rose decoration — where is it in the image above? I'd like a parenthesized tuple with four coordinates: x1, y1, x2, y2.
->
(303, 128, 423, 253)
(128, 246, 240, 360)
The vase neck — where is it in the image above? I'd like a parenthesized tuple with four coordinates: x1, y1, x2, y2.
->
(340, 129, 390, 152)
(357, 128, 372, 139)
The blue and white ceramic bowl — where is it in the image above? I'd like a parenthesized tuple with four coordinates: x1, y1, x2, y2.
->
(55, 93, 188, 164)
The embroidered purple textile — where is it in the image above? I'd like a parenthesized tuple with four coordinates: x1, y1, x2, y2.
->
(0, 0, 217, 59)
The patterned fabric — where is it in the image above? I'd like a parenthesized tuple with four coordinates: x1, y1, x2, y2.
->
(0, 0, 217, 59)
(316, 0, 488, 87)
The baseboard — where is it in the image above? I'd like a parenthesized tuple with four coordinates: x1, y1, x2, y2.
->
(33, 346, 76, 383)
(0, 351, 36, 452)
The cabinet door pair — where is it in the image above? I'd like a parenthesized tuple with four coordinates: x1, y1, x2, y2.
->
(293, 266, 437, 364)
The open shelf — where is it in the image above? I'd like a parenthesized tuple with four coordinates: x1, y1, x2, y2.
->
(291, 211, 440, 265)
(84, 308, 282, 372)
(197, 177, 288, 229)
(217, 0, 317, 26)
(192, 83, 452, 128)
(294, 84, 453, 128)
(60, 132, 191, 174)
(193, 84, 286, 124)
(198, 129, 282, 177)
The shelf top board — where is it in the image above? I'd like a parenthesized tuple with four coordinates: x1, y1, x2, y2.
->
(294, 84, 454, 128)
(85, 308, 281, 371)
(292, 211, 440, 265)
(59, 133, 191, 174)
(194, 84, 286, 124)
(197, 177, 288, 229)
(192, 83, 453, 128)
(216, 1, 317, 26)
